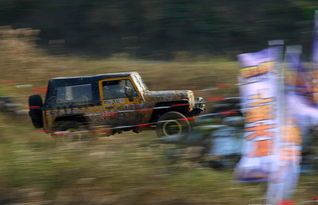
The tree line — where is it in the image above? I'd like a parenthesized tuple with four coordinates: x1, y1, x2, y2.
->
(1, 0, 317, 59)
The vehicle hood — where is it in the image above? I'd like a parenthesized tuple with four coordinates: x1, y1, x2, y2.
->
(143, 90, 195, 108)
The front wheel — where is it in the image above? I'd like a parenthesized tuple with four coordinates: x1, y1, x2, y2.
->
(156, 111, 191, 138)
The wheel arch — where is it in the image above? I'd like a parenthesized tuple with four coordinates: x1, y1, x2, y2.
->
(150, 100, 190, 122)
(53, 114, 89, 126)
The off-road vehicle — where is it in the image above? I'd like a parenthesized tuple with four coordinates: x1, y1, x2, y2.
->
(28, 72, 205, 137)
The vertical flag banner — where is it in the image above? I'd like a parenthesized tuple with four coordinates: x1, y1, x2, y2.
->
(235, 47, 282, 182)
(266, 46, 303, 204)
(267, 45, 318, 204)
(235, 11, 318, 204)
(284, 46, 318, 131)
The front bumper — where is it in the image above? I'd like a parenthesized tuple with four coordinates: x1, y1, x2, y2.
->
(191, 97, 205, 116)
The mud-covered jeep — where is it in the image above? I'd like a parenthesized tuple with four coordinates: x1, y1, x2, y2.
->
(28, 72, 205, 137)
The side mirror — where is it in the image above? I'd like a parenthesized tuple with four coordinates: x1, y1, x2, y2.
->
(125, 86, 134, 101)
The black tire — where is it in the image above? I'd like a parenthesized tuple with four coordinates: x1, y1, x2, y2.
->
(156, 111, 191, 138)
(28, 95, 43, 128)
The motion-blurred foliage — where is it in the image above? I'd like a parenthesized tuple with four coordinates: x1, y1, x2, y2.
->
(0, 0, 318, 59)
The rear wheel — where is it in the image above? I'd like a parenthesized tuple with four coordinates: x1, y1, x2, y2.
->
(156, 111, 191, 138)
(54, 121, 91, 141)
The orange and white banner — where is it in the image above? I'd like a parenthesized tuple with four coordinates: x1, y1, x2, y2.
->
(235, 47, 282, 182)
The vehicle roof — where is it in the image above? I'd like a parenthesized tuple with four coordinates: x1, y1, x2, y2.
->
(50, 72, 136, 82)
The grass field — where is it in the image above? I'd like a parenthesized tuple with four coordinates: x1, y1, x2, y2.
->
(0, 27, 317, 205)
(0, 114, 317, 204)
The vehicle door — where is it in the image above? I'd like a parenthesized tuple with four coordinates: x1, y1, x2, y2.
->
(99, 77, 144, 127)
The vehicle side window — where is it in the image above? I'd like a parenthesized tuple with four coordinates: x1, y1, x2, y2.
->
(56, 84, 92, 105)
(102, 79, 137, 100)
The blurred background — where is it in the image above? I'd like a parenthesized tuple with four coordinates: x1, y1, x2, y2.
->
(0, 0, 317, 59)
(0, 0, 318, 204)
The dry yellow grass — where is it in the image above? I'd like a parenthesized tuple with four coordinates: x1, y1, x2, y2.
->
(0, 27, 239, 107)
